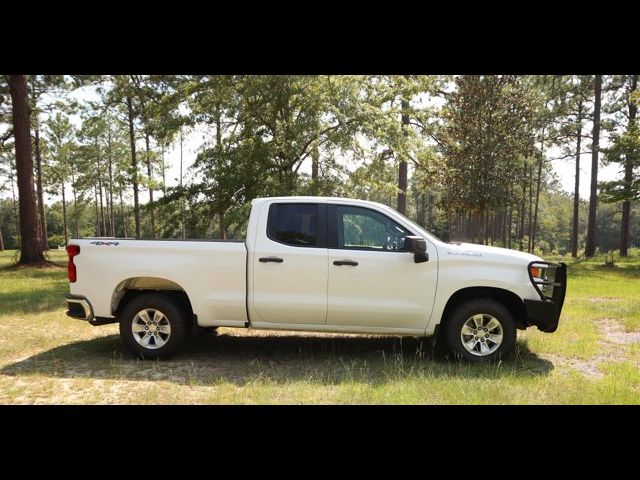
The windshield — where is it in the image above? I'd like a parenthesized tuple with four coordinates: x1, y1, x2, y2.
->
(380, 205, 444, 243)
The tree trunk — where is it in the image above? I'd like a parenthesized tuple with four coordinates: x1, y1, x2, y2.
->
(34, 126, 48, 250)
(311, 143, 319, 195)
(484, 210, 489, 245)
(527, 165, 534, 253)
(8, 75, 44, 264)
(119, 187, 128, 238)
(473, 211, 477, 244)
(94, 184, 100, 236)
(585, 75, 602, 257)
(397, 99, 410, 214)
(31, 77, 48, 251)
(284, 168, 297, 193)
(96, 148, 106, 237)
(519, 162, 527, 251)
(61, 181, 68, 246)
(501, 194, 508, 246)
(415, 198, 423, 227)
(10, 162, 19, 232)
(464, 212, 469, 242)
(0, 229, 4, 251)
(531, 131, 545, 252)
(491, 210, 496, 246)
(108, 129, 115, 237)
(482, 208, 489, 245)
(161, 144, 166, 195)
(427, 193, 434, 231)
(71, 170, 79, 238)
(507, 203, 513, 249)
(620, 74, 637, 257)
(126, 95, 141, 239)
(572, 100, 583, 257)
(145, 133, 155, 238)
(218, 210, 226, 239)
(180, 127, 185, 239)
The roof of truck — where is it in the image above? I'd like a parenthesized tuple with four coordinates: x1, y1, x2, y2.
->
(252, 196, 389, 207)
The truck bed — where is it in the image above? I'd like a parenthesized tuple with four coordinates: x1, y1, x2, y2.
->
(69, 238, 249, 327)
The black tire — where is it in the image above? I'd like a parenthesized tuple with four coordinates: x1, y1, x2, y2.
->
(443, 298, 516, 363)
(119, 293, 192, 360)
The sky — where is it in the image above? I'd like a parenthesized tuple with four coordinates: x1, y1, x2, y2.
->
(551, 155, 619, 199)
(2, 80, 623, 205)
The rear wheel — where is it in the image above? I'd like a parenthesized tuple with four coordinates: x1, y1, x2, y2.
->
(119, 293, 192, 360)
(443, 298, 516, 362)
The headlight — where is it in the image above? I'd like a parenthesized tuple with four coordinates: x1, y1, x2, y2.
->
(529, 266, 545, 279)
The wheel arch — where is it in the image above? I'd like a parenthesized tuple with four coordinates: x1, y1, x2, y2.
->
(438, 286, 527, 331)
(111, 277, 194, 319)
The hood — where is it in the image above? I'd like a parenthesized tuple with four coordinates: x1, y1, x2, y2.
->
(444, 242, 542, 265)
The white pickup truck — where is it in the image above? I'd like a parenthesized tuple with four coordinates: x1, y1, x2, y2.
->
(65, 196, 566, 362)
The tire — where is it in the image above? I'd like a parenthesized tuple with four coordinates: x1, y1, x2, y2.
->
(119, 293, 192, 360)
(443, 298, 516, 363)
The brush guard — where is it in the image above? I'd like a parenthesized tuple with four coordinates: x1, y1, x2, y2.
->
(524, 261, 567, 333)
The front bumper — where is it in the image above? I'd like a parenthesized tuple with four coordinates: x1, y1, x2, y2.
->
(524, 261, 567, 333)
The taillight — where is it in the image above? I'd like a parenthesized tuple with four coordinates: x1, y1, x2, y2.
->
(66, 244, 80, 283)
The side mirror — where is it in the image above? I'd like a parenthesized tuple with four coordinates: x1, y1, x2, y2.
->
(405, 236, 428, 263)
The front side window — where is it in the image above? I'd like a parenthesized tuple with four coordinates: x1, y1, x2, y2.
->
(270, 204, 318, 247)
(337, 205, 410, 251)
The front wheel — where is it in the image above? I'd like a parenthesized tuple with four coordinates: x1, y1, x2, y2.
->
(443, 298, 516, 362)
(119, 293, 192, 360)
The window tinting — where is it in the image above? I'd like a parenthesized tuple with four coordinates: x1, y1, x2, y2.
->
(273, 204, 318, 247)
(338, 206, 410, 251)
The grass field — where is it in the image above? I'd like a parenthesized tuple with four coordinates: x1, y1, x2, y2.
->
(1, 248, 639, 404)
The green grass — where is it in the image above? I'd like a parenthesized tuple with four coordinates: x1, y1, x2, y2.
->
(1, 248, 639, 404)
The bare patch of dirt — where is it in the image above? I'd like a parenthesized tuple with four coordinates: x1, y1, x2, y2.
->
(588, 297, 621, 304)
(596, 318, 640, 344)
(546, 318, 640, 379)
(544, 354, 604, 378)
(4, 260, 63, 271)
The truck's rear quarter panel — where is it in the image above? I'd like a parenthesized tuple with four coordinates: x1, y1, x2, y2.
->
(70, 239, 248, 327)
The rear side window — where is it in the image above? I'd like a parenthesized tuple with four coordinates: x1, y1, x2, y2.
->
(269, 204, 318, 247)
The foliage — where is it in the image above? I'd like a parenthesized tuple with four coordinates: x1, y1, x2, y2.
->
(438, 75, 536, 213)
(0, 75, 638, 254)
(603, 249, 618, 267)
(600, 124, 640, 203)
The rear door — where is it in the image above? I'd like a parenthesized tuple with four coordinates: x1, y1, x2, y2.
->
(326, 203, 437, 331)
(250, 201, 328, 325)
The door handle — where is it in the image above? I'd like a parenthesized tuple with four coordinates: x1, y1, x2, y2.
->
(333, 260, 358, 266)
(259, 256, 284, 263)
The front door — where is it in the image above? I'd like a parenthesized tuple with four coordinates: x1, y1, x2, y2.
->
(326, 204, 437, 331)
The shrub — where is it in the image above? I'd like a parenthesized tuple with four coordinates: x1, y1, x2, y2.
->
(47, 234, 66, 249)
(604, 249, 618, 267)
